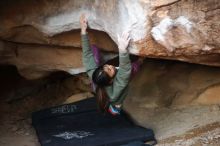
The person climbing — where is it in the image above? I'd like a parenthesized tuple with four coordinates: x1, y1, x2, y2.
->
(80, 14, 142, 115)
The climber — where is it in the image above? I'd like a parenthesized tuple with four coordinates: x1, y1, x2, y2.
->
(80, 14, 142, 115)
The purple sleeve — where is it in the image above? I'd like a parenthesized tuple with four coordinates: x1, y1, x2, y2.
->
(91, 44, 102, 66)
(91, 44, 102, 91)
(131, 59, 142, 77)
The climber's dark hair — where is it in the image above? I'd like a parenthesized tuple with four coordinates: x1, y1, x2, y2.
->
(92, 66, 113, 113)
(92, 66, 112, 86)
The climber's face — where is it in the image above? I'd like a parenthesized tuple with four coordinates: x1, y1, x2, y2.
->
(103, 64, 116, 78)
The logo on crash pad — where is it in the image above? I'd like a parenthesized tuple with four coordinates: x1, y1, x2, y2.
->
(53, 131, 94, 140)
(51, 105, 77, 114)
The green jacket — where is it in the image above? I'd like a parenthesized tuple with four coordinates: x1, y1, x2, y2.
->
(81, 34, 131, 105)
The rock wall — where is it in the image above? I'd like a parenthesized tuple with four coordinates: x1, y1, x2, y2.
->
(124, 59, 220, 139)
(0, 0, 219, 79)
(149, 0, 220, 65)
(126, 59, 220, 107)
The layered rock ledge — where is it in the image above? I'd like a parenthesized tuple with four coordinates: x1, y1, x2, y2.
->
(0, 0, 219, 79)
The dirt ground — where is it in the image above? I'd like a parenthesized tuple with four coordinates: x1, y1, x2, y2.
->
(157, 122, 220, 146)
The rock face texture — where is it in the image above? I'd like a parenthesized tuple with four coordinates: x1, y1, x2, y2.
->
(0, 0, 219, 79)
(124, 59, 220, 139)
(149, 0, 220, 66)
(126, 59, 220, 107)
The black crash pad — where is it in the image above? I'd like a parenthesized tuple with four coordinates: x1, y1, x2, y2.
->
(32, 97, 156, 146)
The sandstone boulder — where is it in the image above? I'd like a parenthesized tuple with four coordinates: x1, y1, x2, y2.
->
(0, 0, 219, 79)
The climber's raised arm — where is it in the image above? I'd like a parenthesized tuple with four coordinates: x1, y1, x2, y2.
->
(80, 14, 97, 79)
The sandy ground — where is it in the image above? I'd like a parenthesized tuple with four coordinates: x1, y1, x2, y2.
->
(0, 105, 40, 146)
(157, 122, 220, 146)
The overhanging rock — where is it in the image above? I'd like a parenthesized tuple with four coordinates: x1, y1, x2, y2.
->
(0, 0, 219, 79)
